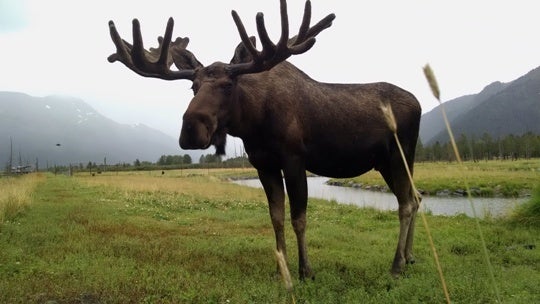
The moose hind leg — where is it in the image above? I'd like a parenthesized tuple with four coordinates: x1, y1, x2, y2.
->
(393, 194, 419, 276)
(405, 189, 420, 265)
(379, 163, 418, 277)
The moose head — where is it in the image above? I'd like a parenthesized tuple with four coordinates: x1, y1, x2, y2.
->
(108, 0, 335, 155)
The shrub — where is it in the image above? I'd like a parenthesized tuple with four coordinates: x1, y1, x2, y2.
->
(510, 185, 540, 227)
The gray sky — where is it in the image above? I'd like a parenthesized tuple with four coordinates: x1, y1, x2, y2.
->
(1, 0, 539, 153)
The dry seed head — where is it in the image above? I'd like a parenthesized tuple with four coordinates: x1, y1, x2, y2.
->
(423, 64, 441, 101)
(274, 250, 293, 291)
(379, 103, 398, 133)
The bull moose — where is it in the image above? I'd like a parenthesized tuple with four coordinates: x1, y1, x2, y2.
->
(108, 0, 421, 279)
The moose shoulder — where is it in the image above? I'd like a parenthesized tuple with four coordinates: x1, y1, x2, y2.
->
(108, 0, 421, 279)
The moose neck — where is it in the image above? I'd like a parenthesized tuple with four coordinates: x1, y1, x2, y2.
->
(225, 61, 316, 141)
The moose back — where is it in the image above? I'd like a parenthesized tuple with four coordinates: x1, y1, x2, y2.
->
(108, 0, 421, 279)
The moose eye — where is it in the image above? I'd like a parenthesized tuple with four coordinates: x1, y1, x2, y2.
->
(221, 82, 233, 95)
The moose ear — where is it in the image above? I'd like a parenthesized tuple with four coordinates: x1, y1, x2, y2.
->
(170, 37, 204, 70)
(230, 36, 256, 64)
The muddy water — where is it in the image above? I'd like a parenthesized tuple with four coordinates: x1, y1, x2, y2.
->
(232, 177, 525, 218)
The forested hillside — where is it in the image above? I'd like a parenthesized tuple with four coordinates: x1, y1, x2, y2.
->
(418, 66, 540, 161)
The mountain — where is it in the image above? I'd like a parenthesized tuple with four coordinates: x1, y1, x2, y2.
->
(420, 66, 540, 145)
(0, 92, 194, 167)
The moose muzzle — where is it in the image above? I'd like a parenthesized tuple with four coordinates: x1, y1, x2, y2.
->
(179, 113, 215, 150)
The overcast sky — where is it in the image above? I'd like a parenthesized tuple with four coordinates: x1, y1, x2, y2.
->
(1, 0, 539, 152)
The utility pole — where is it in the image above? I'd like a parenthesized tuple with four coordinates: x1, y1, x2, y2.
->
(8, 137, 13, 175)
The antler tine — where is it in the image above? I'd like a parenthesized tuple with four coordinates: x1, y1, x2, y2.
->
(227, 0, 335, 77)
(131, 19, 148, 69)
(305, 13, 335, 41)
(276, 0, 289, 50)
(108, 20, 132, 65)
(157, 18, 174, 67)
(295, 0, 312, 44)
(256, 13, 275, 57)
(231, 11, 259, 59)
(107, 18, 196, 81)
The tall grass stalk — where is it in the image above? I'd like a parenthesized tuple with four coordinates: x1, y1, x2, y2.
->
(380, 103, 451, 304)
(275, 250, 296, 304)
(423, 64, 502, 303)
(0, 174, 43, 224)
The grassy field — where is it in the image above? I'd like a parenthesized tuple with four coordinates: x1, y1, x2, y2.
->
(0, 170, 539, 303)
(328, 159, 540, 197)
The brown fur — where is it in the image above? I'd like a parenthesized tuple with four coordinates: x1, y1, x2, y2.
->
(179, 61, 421, 279)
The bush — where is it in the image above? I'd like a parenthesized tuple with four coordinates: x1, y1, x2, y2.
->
(510, 185, 540, 226)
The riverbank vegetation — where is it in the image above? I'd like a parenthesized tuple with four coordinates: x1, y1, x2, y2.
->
(0, 171, 538, 303)
(328, 159, 540, 198)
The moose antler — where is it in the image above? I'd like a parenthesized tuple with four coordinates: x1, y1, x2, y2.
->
(108, 18, 201, 81)
(227, 0, 335, 76)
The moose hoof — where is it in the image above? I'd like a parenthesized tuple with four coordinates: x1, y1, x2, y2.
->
(299, 267, 315, 281)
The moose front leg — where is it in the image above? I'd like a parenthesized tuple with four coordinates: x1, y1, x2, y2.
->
(257, 169, 287, 268)
(283, 158, 313, 280)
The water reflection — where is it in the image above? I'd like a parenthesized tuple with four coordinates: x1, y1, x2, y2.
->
(232, 177, 525, 218)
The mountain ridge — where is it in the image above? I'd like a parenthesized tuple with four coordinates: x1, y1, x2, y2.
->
(420, 66, 540, 145)
(0, 91, 197, 167)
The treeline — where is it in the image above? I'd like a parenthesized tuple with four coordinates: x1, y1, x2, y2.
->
(19, 153, 251, 176)
(417, 132, 540, 162)
(157, 154, 192, 166)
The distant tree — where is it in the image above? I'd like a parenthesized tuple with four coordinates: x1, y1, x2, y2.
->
(157, 154, 192, 166)
(134, 159, 141, 167)
(415, 138, 426, 161)
(456, 133, 470, 160)
(432, 141, 442, 161)
(204, 154, 222, 163)
(141, 161, 153, 167)
(481, 133, 494, 160)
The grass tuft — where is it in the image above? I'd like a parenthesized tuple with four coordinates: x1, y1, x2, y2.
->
(0, 173, 44, 224)
(510, 185, 540, 226)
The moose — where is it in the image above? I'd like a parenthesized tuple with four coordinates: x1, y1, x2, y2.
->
(108, 0, 421, 279)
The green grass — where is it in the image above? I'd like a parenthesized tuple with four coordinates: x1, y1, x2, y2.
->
(1, 172, 539, 303)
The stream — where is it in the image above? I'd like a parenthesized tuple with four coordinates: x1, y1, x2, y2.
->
(232, 177, 526, 218)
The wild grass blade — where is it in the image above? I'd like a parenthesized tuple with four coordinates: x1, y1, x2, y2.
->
(275, 250, 296, 304)
(423, 63, 502, 303)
